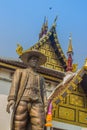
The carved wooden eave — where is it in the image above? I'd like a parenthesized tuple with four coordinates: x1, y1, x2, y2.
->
(0, 57, 65, 82)
(50, 68, 85, 104)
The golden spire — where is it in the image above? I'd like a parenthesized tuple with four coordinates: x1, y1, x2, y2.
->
(84, 58, 87, 70)
(67, 33, 73, 54)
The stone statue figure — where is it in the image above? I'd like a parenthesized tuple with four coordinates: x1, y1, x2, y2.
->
(6, 50, 47, 130)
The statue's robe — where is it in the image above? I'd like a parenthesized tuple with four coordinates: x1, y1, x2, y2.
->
(8, 68, 47, 130)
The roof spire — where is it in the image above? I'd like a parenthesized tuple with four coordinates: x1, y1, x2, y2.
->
(67, 33, 73, 54)
(66, 33, 73, 72)
(39, 17, 48, 39)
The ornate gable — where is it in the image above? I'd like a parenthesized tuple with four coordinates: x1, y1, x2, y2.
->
(37, 40, 64, 71)
(49, 65, 87, 127)
(28, 24, 67, 72)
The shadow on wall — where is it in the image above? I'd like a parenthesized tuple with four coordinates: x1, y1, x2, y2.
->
(0, 94, 11, 130)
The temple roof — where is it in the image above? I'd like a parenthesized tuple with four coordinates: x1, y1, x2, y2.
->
(48, 65, 87, 103)
(18, 23, 67, 72)
(0, 20, 68, 81)
(33, 24, 67, 70)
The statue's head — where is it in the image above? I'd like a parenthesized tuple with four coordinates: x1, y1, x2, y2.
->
(20, 50, 47, 68)
(27, 55, 39, 68)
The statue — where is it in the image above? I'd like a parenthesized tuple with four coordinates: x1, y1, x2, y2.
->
(6, 50, 47, 130)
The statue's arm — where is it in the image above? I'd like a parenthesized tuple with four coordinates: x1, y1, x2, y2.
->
(8, 69, 22, 101)
(6, 69, 22, 113)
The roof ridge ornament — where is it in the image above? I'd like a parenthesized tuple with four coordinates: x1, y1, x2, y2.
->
(52, 16, 58, 27)
(39, 16, 48, 39)
(16, 43, 23, 56)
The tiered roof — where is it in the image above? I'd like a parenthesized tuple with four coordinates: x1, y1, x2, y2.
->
(0, 20, 68, 81)
(28, 23, 67, 71)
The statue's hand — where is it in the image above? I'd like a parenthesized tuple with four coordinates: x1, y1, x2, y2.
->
(6, 100, 15, 113)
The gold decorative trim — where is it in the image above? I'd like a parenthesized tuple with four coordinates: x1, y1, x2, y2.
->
(84, 58, 87, 70)
(53, 117, 87, 128)
(0, 62, 19, 69)
(40, 73, 62, 82)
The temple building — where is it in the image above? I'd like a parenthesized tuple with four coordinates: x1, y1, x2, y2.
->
(0, 18, 87, 130)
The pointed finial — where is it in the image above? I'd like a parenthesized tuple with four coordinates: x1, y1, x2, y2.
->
(67, 33, 73, 54)
(39, 17, 48, 39)
(44, 16, 46, 24)
(66, 33, 73, 72)
(84, 58, 87, 70)
(45, 17, 48, 26)
(54, 16, 58, 23)
(52, 16, 58, 27)
(44, 17, 48, 30)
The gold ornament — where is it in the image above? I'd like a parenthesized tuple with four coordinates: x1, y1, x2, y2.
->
(16, 44, 23, 56)
(72, 64, 78, 72)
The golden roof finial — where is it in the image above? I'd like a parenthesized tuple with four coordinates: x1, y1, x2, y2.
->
(16, 43, 23, 56)
(72, 64, 78, 72)
(84, 58, 87, 70)
(67, 33, 73, 54)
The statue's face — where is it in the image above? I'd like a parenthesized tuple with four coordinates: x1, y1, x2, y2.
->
(28, 56, 39, 68)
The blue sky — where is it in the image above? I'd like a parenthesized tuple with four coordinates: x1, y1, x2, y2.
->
(0, 0, 87, 68)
